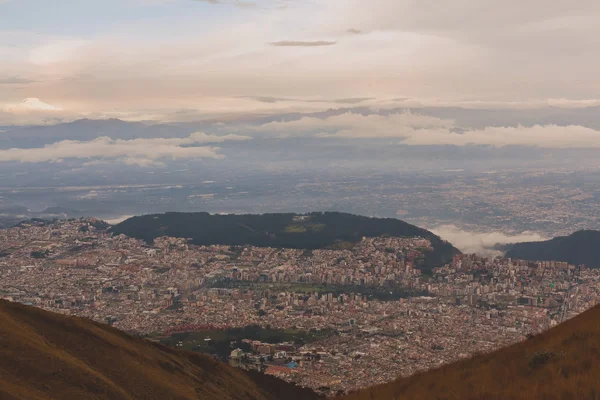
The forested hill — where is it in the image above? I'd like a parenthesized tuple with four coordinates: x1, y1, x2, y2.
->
(111, 212, 459, 268)
(505, 230, 600, 268)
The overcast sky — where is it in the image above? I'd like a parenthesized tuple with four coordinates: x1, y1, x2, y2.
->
(1, 0, 600, 122)
(1, 0, 600, 170)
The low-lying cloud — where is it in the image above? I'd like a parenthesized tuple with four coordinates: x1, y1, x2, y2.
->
(402, 124, 600, 148)
(257, 112, 453, 137)
(256, 111, 600, 148)
(0, 132, 251, 166)
(431, 225, 547, 256)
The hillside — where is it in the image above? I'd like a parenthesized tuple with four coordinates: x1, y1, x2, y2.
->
(0, 300, 321, 400)
(111, 212, 459, 268)
(341, 304, 600, 400)
(505, 230, 600, 268)
(5, 300, 600, 400)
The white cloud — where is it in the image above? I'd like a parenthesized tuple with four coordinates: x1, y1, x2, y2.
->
(123, 157, 165, 167)
(257, 112, 453, 137)
(431, 225, 547, 256)
(104, 215, 135, 225)
(402, 124, 600, 148)
(257, 111, 600, 148)
(0, 133, 251, 166)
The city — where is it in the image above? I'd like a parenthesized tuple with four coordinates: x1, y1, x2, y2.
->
(1, 218, 597, 395)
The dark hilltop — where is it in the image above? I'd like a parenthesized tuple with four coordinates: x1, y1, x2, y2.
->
(111, 212, 459, 269)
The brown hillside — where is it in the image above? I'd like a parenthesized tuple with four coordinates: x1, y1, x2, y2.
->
(341, 305, 600, 400)
(0, 300, 321, 400)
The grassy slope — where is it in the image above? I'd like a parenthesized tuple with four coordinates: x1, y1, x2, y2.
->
(0, 300, 321, 400)
(341, 305, 600, 400)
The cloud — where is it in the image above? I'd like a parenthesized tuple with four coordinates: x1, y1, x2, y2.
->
(402, 124, 600, 148)
(123, 157, 166, 167)
(0, 133, 251, 166)
(333, 97, 374, 104)
(0, 77, 35, 85)
(180, 132, 251, 143)
(255, 111, 600, 148)
(339, 0, 600, 45)
(546, 98, 600, 108)
(270, 40, 337, 47)
(3, 0, 600, 125)
(346, 28, 362, 35)
(431, 225, 547, 256)
(257, 111, 454, 137)
(104, 215, 135, 225)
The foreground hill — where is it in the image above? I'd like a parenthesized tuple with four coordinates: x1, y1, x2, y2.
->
(505, 230, 600, 268)
(111, 212, 459, 268)
(0, 300, 321, 400)
(342, 304, 600, 400)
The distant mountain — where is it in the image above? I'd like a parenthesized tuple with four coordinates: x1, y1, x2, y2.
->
(111, 212, 460, 268)
(342, 304, 600, 400)
(505, 230, 600, 268)
(0, 300, 321, 400)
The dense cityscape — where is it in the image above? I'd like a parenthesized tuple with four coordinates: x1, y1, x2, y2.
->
(1, 218, 598, 394)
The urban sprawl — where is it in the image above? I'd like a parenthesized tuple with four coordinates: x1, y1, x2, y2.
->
(1, 218, 598, 394)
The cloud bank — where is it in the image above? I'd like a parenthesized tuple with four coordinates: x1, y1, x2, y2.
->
(0, 132, 251, 166)
(254, 112, 600, 148)
(431, 225, 547, 256)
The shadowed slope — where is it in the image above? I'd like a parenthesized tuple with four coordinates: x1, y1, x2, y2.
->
(506, 230, 600, 268)
(341, 305, 600, 400)
(0, 300, 321, 400)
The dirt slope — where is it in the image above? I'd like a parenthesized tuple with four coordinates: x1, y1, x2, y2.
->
(341, 305, 600, 400)
(0, 300, 321, 400)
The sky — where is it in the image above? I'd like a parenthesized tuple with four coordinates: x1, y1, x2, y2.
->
(1, 0, 600, 168)
(2, 0, 600, 121)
